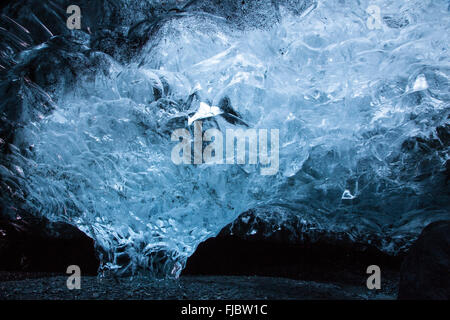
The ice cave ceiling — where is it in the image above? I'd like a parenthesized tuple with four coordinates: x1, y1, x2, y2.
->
(0, 0, 449, 277)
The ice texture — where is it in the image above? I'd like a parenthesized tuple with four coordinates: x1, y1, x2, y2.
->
(1, 0, 449, 277)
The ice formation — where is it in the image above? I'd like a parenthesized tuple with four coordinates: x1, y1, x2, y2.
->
(0, 0, 449, 277)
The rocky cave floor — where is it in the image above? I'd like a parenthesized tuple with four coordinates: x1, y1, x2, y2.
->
(0, 272, 398, 300)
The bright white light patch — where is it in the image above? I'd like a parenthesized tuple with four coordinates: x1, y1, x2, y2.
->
(412, 74, 428, 92)
(188, 102, 223, 125)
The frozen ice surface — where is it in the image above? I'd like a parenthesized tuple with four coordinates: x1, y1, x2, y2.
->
(1, 0, 449, 276)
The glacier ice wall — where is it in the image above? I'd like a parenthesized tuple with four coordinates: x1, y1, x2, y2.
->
(0, 0, 449, 277)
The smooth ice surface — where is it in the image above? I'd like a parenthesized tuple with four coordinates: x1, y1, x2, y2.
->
(1, 0, 449, 276)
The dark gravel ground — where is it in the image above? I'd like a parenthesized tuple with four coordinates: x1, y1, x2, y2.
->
(0, 273, 398, 300)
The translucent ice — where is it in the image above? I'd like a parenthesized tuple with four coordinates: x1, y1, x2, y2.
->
(1, 0, 449, 277)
